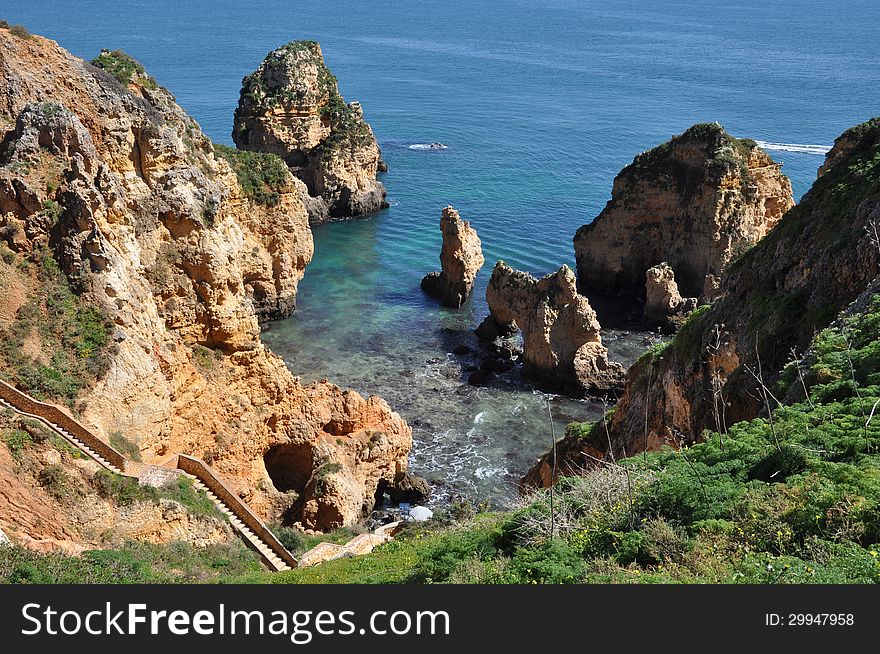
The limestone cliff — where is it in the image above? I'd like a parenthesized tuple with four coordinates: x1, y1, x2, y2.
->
(525, 117, 880, 486)
(0, 28, 411, 534)
(480, 262, 624, 395)
(233, 41, 387, 223)
(574, 123, 794, 299)
(421, 206, 484, 308)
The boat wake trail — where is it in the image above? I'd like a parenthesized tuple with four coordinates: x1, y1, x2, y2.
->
(408, 142, 448, 151)
(755, 140, 831, 155)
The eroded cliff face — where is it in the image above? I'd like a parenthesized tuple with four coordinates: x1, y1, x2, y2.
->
(525, 118, 880, 487)
(481, 262, 624, 395)
(421, 206, 484, 308)
(233, 41, 387, 223)
(574, 123, 794, 299)
(0, 28, 410, 533)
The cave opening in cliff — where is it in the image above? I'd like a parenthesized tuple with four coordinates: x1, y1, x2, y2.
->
(263, 443, 314, 493)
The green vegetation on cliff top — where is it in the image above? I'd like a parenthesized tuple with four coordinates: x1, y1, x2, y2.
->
(213, 143, 289, 207)
(90, 49, 158, 90)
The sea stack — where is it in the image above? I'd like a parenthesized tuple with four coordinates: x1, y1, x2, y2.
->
(574, 123, 794, 299)
(479, 262, 625, 395)
(643, 262, 697, 327)
(421, 206, 485, 308)
(233, 41, 387, 223)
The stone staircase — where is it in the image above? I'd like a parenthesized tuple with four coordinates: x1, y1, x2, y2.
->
(187, 476, 291, 571)
(0, 379, 296, 572)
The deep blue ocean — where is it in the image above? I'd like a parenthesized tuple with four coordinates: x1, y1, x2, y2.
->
(6, 0, 879, 504)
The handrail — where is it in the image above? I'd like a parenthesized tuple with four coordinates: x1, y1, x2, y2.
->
(0, 379, 127, 471)
(0, 378, 297, 570)
(176, 454, 298, 569)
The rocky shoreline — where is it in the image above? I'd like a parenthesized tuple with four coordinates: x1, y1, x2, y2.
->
(2, 23, 877, 564)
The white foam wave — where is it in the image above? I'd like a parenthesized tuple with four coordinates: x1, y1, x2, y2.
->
(755, 140, 831, 155)
(475, 466, 506, 480)
(408, 142, 448, 151)
(473, 411, 486, 424)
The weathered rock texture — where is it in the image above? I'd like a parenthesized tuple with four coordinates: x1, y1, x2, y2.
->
(574, 123, 794, 299)
(644, 262, 697, 327)
(233, 41, 387, 223)
(481, 262, 625, 394)
(0, 28, 410, 534)
(421, 206, 484, 308)
(524, 117, 880, 487)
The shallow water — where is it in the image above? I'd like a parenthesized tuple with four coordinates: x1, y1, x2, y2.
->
(7, 0, 879, 504)
(261, 221, 649, 504)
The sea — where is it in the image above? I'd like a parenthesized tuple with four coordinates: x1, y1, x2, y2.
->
(6, 0, 879, 505)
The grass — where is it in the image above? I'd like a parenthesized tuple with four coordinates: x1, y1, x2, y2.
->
(89, 49, 158, 90)
(109, 431, 141, 462)
(213, 144, 289, 207)
(91, 470, 226, 521)
(0, 539, 262, 584)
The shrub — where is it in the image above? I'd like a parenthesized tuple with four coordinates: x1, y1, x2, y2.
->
(272, 525, 305, 554)
(508, 539, 586, 583)
(5, 24, 32, 39)
(37, 464, 67, 498)
(90, 49, 157, 90)
(313, 461, 343, 497)
(92, 469, 158, 506)
(213, 144, 289, 207)
(2, 429, 32, 459)
(40, 199, 61, 223)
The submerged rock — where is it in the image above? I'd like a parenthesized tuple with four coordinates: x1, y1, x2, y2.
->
(421, 206, 485, 308)
(482, 262, 625, 395)
(233, 41, 387, 223)
(574, 123, 794, 299)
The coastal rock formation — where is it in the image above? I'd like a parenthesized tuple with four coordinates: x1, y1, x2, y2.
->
(643, 262, 697, 327)
(574, 123, 794, 299)
(0, 28, 411, 535)
(421, 206, 484, 308)
(480, 262, 625, 394)
(233, 41, 387, 223)
(524, 117, 880, 486)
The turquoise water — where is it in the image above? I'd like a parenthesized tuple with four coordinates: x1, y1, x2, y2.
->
(7, 0, 879, 504)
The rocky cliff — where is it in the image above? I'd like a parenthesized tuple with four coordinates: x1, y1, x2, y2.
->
(574, 123, 794, 299)
(233, 41, 387, 223)
(480, 262, 624, 395)
(421, 206, 484, 308)
(643, 262, 697, 327)
(0, 28, 411, 534)
(525, 117, 880, 486)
